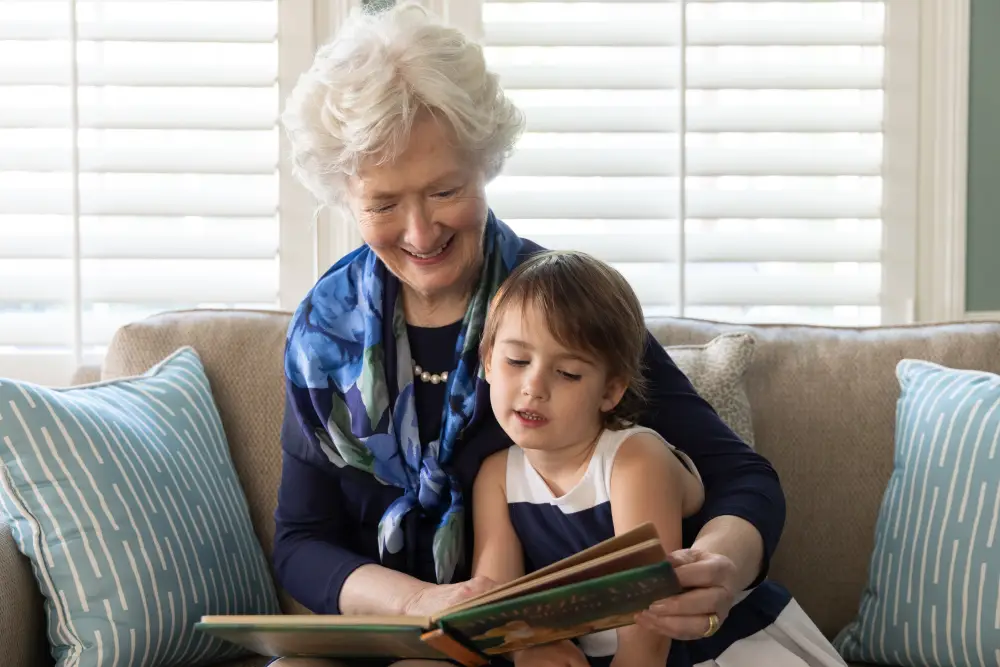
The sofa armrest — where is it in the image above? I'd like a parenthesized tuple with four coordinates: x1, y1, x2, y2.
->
(0, 521, 47, 667)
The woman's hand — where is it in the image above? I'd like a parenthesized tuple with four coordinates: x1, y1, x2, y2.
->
(635, 548, 740, 640)
(400, 576, 497, 617)
(512, 640, 589, 667)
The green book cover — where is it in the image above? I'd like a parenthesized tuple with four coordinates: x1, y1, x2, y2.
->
(440, 561, 681, 656)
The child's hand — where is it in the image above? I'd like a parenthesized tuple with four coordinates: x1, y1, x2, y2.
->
(512, 640, 590, 667)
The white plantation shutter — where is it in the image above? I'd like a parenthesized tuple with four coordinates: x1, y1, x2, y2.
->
(0, 0, 293, 384)
(482, 0, 912, 326)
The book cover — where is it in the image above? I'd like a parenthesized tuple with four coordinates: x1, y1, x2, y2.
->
(199, 618, 447, 661)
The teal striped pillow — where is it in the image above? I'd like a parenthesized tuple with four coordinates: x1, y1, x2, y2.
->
(834, 359, 1000, 667)
(0, 347, 280, 667)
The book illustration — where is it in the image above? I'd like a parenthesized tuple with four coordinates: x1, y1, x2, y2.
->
(469, 612, 633, 654)
(443, 562, 680, 655)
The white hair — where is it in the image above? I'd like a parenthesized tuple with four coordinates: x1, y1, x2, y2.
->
(280, 1, 525, 208)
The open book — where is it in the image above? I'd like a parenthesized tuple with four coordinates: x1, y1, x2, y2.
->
(196, 523, 680, 666)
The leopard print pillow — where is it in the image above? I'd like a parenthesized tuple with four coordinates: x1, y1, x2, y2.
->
(666, 332, 757, 447)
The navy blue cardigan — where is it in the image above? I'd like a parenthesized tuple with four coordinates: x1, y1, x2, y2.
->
(273, 311, 785, 614)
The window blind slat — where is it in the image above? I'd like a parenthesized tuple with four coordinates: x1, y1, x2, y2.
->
(0, 63, 276, 87)
(0, 259, 277, 304)
(486, 19, 882, 47)
(0, 130, 276, 174)
(0, 1, 277, 41)
(0, 187, 276, 217)
(0, 22, 276, 43)
(504, 220, 882, 263)
(0, 216, 277, 259)
(504, 143, 882, 177)
(509, 95, 882, 133)
(0, 149, 275, 174)
(489, 55, 882, 90)
(487, 178, 882, 219)
(614, 264, 879, 308)
(0, 88, 277, 130)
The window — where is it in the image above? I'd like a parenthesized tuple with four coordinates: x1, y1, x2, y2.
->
(0, 1, 312, 385)
(480, 0, 918, 326)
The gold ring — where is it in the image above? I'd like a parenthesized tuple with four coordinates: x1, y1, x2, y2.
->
(703, 613, 720, 638)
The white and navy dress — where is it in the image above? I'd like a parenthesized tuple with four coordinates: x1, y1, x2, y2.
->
(505, 425, 847, 667)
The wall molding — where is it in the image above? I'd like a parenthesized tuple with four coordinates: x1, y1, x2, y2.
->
(422, 0, 483, 40)
(277, 0, 322, 308)
(314, 0, 365, 281)
(963, 311, 1000, 322)
(915, 0, 972, 323)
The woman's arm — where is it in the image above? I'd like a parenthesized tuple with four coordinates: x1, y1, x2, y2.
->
(471, 450, 525, 585)
(609, 432, 698, 666)
(638, 333, 785, 586)
(273, 407, 378, 614)
(275, 389, 498, 617)
(274, 387, 422, 616)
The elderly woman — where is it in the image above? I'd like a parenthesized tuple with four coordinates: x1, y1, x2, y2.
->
(274, 3, 838, 667)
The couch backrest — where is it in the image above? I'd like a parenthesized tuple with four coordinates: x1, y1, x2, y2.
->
(102, 309, 1000, 637)
(646, 316, 1000, 638)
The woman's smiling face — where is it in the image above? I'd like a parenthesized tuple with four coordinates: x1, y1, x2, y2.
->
(345, 112, 489, 309)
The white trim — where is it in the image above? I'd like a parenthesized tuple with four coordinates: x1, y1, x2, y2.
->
(278, 0, 321, 309)
(422, 0, 483, 41)
(963, 311, 1000, 322)
(880, 0, 921, 325)
(915, 0, 971, 323)
(313, 0, 364, 276)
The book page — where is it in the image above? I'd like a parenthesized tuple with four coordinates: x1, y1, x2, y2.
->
(496, 522, 659, 590)
(434, 527, 665, 621)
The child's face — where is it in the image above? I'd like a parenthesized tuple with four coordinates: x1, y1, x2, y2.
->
(484, 302, 627, 452)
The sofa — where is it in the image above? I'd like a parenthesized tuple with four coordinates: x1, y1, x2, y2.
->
(3, 308, 1000, 667)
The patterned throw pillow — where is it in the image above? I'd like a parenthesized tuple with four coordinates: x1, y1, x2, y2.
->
(834, 359, 1000, 667)
(0, 347, 280, 667)
(667, 333, 757, 447)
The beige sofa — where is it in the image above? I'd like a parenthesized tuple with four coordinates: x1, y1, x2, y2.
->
(4, 308, 1000, 667)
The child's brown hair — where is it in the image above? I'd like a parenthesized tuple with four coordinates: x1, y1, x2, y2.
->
(479, 250, 648, 429)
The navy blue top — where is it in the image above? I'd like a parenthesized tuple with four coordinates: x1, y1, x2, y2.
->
(504, 428, 794, 667)
(273, 295, 785, 616)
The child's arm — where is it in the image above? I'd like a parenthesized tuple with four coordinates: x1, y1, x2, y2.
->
(609, 432, 704, 666)
(471, 449, 525, 585)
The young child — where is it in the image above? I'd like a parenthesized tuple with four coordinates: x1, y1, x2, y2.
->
(472, 250, 705, 667)
(472, 250, 848, 667)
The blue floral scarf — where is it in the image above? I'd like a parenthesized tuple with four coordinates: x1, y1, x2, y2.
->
(284, 212, 524, 584)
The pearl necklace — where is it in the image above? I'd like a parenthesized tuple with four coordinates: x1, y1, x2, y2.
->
(412, 360, 449, 385)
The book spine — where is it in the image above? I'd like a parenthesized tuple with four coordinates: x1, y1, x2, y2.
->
(419, 628, 490, 666)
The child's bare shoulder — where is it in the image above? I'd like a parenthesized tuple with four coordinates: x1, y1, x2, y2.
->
(613, 430, 689, 478)
(477, 448, 511, 484)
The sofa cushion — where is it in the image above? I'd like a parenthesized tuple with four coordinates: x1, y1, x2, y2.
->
(668, 332, 756, 447)
(101, 308, 305, 615)
(834, 359, 1000, 666)
(0, 346, 281, 667)
(647, 316, 1000, 640)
